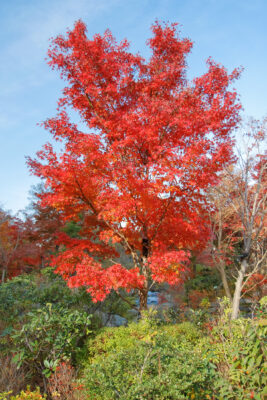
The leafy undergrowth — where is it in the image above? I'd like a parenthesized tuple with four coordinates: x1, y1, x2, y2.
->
(80, 303, 266, 400)
(0, 387, 46, 400)
(82, 317, 214, 400)
(1, 293, 266, 399)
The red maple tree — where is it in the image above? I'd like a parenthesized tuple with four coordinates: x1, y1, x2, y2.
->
(0, 209, 43, 281)
(28, 21, 241, 309)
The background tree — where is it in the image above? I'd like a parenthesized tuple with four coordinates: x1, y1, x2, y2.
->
(0, 209, 23, 282)
(207, 118, 266, 318)
(0, 197, 59, 282)
(230, 119, 266, 319)
(207, 172, 241, 301)
(28, 21, 241, 310)
(25, 184, 63, 268)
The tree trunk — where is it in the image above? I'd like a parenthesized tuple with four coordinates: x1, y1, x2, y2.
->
(139, 287, 148, 311)
(217, 263, 232, 301)
(138, 236, 150, 312)
(231, 258, 248, 319)
(1, 265, 7, 283)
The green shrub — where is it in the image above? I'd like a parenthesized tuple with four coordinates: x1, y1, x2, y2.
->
(0, 275, 37, 326)
(209, 297, 267, 400)
(82, 316, 215, 399)
(185, 265, 221, 293)
(81, 304, 267, 400)
(11, 304, 91, 379)
(0, 270, 88, 329)
(0, 269, 133, 333)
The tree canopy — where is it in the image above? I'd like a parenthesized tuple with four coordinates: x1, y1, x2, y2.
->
(28, 20, 241, 309)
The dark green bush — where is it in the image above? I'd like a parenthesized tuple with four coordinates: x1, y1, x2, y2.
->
(185, 265, 221, 293)
(0, 269, 133, 331)
(10, 304, 91, 381)
(0, 269, 87, 328)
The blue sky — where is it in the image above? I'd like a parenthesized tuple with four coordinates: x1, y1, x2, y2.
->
(0, 0, 267, 214)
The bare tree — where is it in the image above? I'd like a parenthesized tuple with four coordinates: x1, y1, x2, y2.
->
(209, 118, 267, 318)
(208, 179, 240, 301)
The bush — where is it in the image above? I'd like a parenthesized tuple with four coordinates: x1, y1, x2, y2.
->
(0, 269, 133, 334)
(81, 315, 215, 399)
(10, 304, 91, 382)
(0, 270, 134, 391)
(209, 297, 267, 400)
(0, 275, 37, 327)
(0, 269, 90, 328)
(80, 304, 267, 400)
(0, 270, 85, 351)
(185, 265, 221, 294)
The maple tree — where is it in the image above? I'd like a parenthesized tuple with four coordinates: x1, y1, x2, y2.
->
(0, 208, 21, 282)
(0, 209, 39, 282)
(28, 21, 241, 310)
(0, 188, 61, 282)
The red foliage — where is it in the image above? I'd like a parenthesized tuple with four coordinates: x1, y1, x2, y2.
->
(242, 273, 267, 299)
(48, 361, 84, 400)
(28, 21, 241, 307)
(188, 289, 210, 309)
(0, 210, 41, 280)
(0, 204, 62, 281)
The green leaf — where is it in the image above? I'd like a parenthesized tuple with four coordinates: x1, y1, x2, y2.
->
(11, 354, 21, 364)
